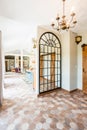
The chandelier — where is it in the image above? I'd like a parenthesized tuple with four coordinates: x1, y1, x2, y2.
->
(51, 0, 77, 31)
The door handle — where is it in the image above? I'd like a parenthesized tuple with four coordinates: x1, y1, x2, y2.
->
(83, 68, 86, 73)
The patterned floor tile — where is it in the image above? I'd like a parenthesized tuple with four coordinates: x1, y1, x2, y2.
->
(0, 73, 87, 130)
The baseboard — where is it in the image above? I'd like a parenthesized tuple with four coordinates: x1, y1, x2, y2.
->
(69, 89, 78, 93)
(61, 88, 78, 93)
(38, 88, 80, 96)
(38, 88, 61, 96)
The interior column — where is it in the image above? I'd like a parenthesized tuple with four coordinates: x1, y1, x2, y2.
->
(21, 49, 23, 73)
(0, 31, 3, 105)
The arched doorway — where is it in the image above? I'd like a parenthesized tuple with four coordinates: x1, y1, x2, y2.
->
(39, 32, 61, 94)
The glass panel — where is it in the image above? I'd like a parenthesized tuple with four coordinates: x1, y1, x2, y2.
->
(58, 75, 60, 80)
(55, 69, 57, 74)
(48, 76, 51, 82)
(43, 68, 47, 75)
(46, 55, 49, 61)
(52, 47, 54, 53)
(46, 33, 49, 40)
(48, 83, 51, 90)
(51, 75, 55, 82)
(44, 78, 47, 84)
(43, 60, 47, 68)
(40, 77, 43, 84)
(40, 45, 44, 52)
(58, 81, 60, 87)
(40, 85, 44, 92)
(55, 48, 58, 54)
(40, 69, 43, 76)
(44, 84, 47, 91)
(40, 55, 43, 61)
(42, 35, 47, 42)
(44, 55, 47, 60)
(58, 68, 60, 74)
(55, 82, 58, 87)
(48, 46, 51, 53)
(55, 75, 58, 82)
(48, 68, 50, 75)
(40, 39, 45, 45)
(51, 83, 55, 89)
(58, 61, 60, 67)
(58, 55, 60, 60)
(53, 36, 56, 42)
(55, 55, 58, 61)
(56, 42, 60, 47)
(55, 61, 57, 68)
(58, 48, 60, 54)
(48, 55, 50, 60)
(44, 46, 47, 53)
(48, 61, 50, 67)
(51, 62, 55, 67)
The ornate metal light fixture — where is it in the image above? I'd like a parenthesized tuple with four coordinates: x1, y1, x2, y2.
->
(51, 0, 77, 31)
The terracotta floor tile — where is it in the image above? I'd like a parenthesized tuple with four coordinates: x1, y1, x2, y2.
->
(0, 72, 87, 130)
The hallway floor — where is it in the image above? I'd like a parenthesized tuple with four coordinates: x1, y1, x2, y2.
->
(0, 73, 87, 130)
(4, 72, 36, 100)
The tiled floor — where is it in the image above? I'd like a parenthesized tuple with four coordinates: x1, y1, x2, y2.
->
(4, 72, 36, 99)
(0, 73, 87, 130)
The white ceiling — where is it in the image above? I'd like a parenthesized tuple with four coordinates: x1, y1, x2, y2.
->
(0, 0, 87, 51)
(0, 16, 37, 52)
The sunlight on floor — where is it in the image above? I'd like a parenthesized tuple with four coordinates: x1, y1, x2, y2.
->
(4, 72, 36, 100)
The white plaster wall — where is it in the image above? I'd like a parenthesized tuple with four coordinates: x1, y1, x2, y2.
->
(70, 31, 77, 91)
(0, 31, 3, 105)
(61, 31, 77, 91)
(77, 33, 87, 90)
(61, 32, 70, 91)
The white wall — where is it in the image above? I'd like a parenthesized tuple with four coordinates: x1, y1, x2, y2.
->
(77, 33, 87, 90)
(61, 32, 70, 91)
(70, 31, 77, 91)
(62, 31, 77, 91)
(0, 31, 3, 105)
(61, 31, 77, 91)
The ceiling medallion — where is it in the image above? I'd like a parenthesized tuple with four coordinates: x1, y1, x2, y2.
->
(51, 0, 77, 31)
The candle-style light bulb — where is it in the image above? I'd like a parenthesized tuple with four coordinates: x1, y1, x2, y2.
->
(51, 19, 55, 27)
(71, 6, 75, 14)
(57, 13, 59, 17)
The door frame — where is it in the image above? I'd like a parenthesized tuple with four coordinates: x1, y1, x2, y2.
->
(82, 44, 87, 93)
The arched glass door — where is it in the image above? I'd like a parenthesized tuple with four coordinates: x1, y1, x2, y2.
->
(39, 32, 61, 94)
